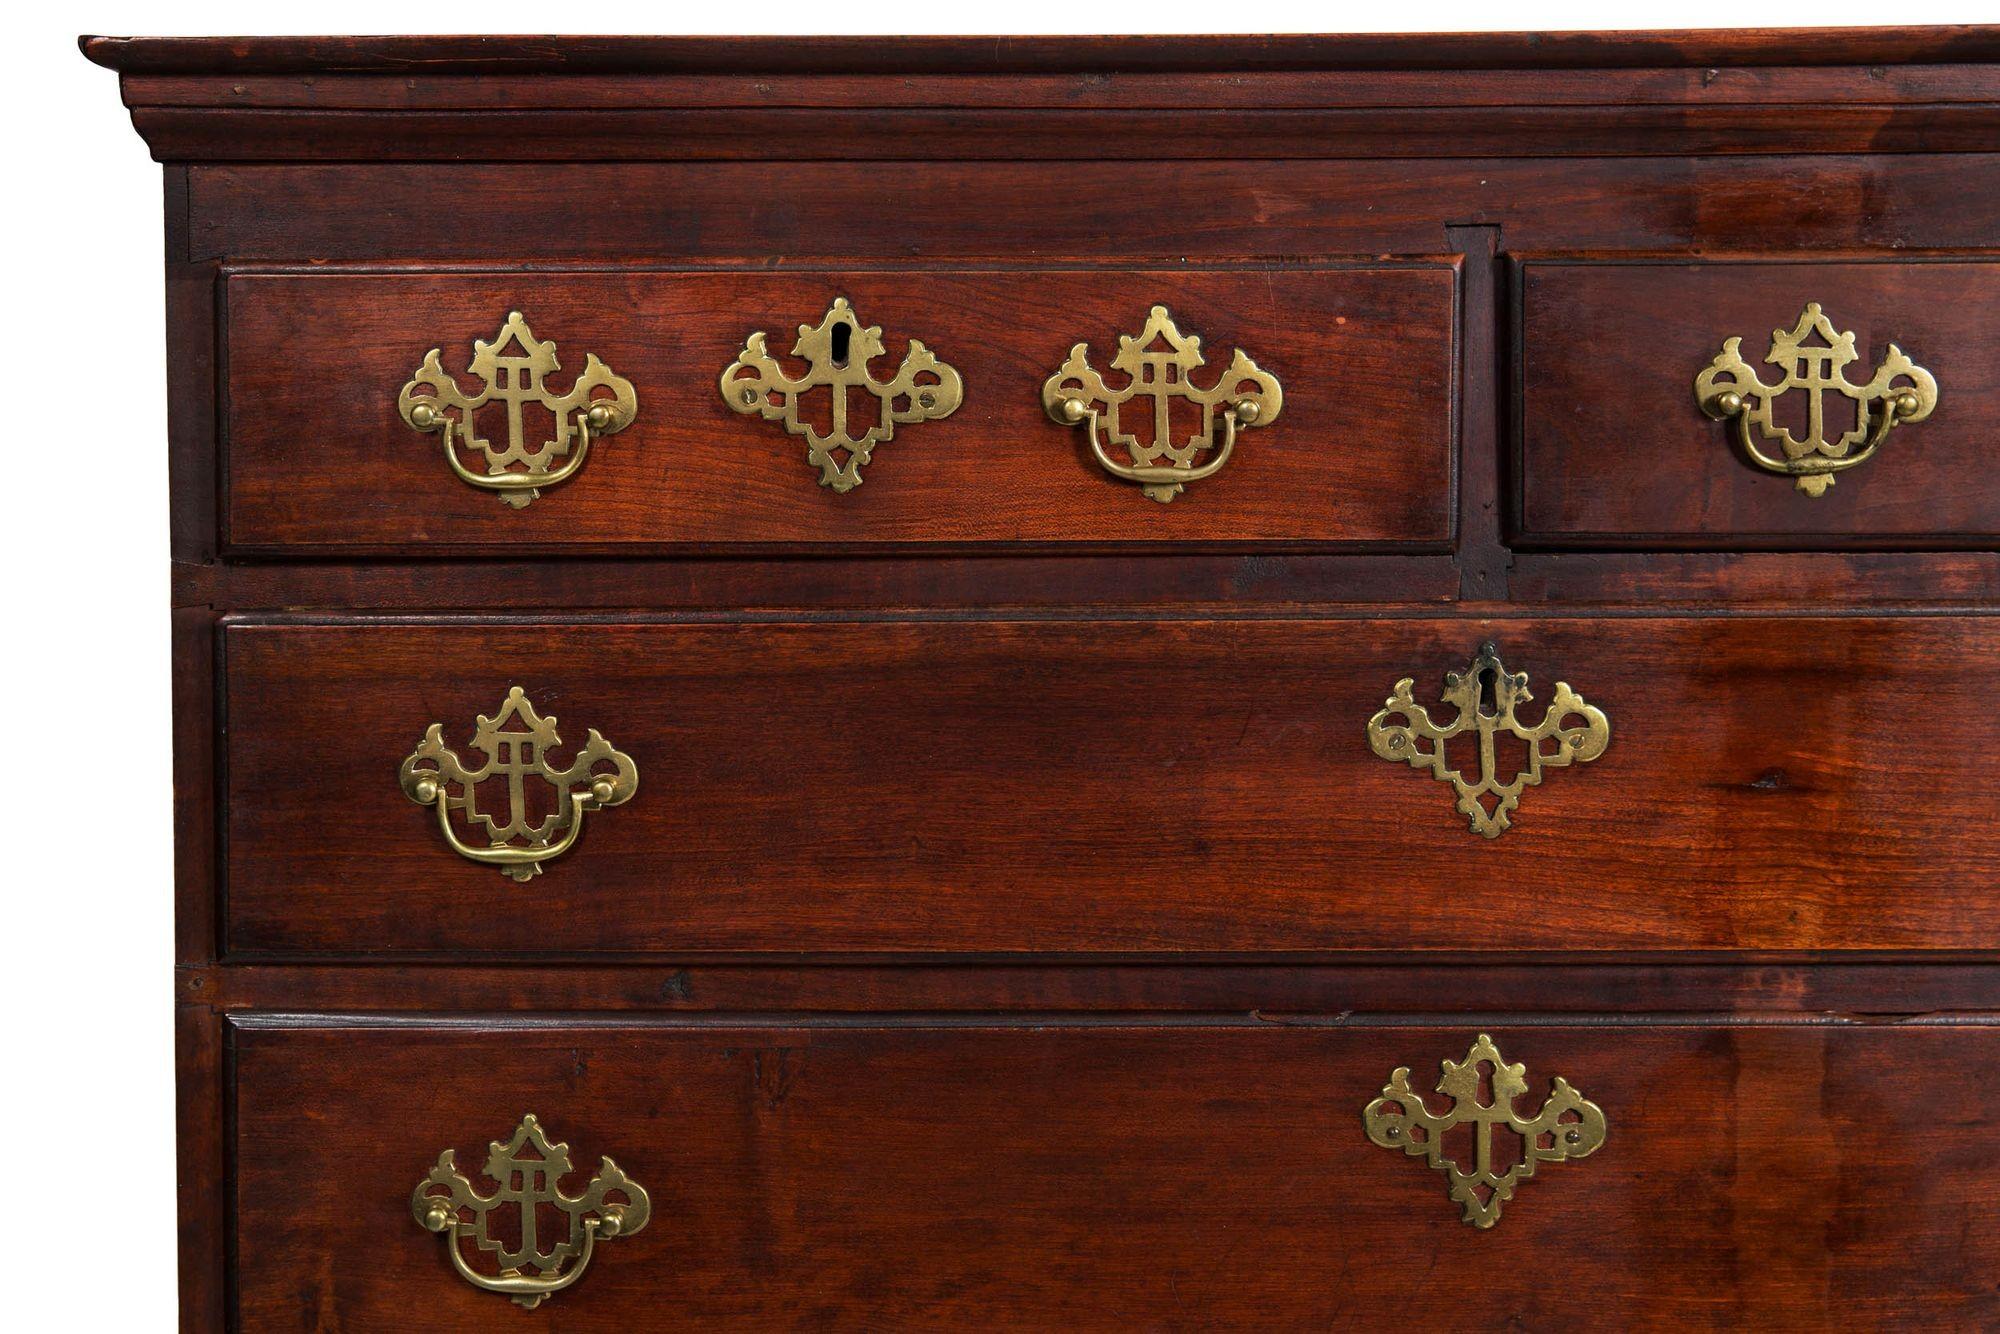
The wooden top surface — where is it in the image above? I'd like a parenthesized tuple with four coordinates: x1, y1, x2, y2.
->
(79, 27, 2000, 75)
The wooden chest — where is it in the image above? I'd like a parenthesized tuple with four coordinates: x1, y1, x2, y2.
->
(87, 28, 2000, 1328)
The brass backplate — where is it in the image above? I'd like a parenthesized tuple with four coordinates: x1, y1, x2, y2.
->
(1365, 1034, 1606, 1228)
(398, 311, 637, 507)
(1041, 304, 1282, 502)
(413, 1113, 650, 1309)
(1695, 302, 1937, 496)
(398, 687, 636, 880)
(720, 296, 963, 491)
(1366, 643, 1608, 837)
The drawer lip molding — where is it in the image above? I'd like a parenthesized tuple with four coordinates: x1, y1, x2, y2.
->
(1514, 253, 2000, 548)
(218, 612, 2000, 958)
(219, 261, 1458, 555)
(226, 1015, 2000, 1327)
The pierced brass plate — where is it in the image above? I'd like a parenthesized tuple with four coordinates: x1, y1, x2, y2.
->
(1042, 305, 1282, 502)
(398, 311, 637, 508)
(398, 687, 636, 881)
(413, 1113, 650, 1309)
(1695, 302, 1937, 496)
(1366, 643, 1607, 837)
(720, 296, 964, 492)
(1365, 1034, 1605, 1229)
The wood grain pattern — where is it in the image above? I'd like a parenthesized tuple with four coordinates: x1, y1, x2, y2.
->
(182, 158, 2000, 265)
(221, 615, 2000, 956)
(1517, 258, 2000, 545)
(172, 555, 1466, 613)
(187, 961, 2000, 1016)
(88, 33, 2000, 162)
(167, 552, 2000, 614)
(1509, 551, 2000, 605)
(124, 104, 2000, 162)
(176, 1007, 226, 1332)
(231, 1017, 2000, 1329)
(86, 29, 2000, 76)
(83, 29, 2000, 1329)
(223, 265, 1455, 552)
(108, 65, 2000, 110)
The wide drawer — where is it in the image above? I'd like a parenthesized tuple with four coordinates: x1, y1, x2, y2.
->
(233, 1017, 2000, 1327)
(220, 614, 2000, 956)
(1516, 257, 2000, 546)
(221, 262, 1456, 551)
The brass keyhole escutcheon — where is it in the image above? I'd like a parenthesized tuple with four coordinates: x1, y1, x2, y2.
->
(1365, 1034, 1605, 1228)
(1366, 643, 1608, 837)
(719, 296, 964, 493)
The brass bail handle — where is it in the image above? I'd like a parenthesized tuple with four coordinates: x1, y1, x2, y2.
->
(1042, 304, 1283, 503)
(413, 1114, 650, 1310)
(398, 310, 638, 508)
(1694, 302, 1937, 497)
(398, 687, 637, 882)
(404, 398, 619, 495)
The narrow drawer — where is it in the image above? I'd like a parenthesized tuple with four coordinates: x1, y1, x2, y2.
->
(220, 614, 2000, 956)
(233, 1017, 2000, 1326)
(1516, 257, 2000, 546)
(221, 262, 1456, 551)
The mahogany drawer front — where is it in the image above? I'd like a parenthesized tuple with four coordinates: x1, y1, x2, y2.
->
(220, 263, 1456, 551)
(233, 1017, 2000, 1327)
(1516, 257, 2000, 547)
(220, 614, 2000, 956)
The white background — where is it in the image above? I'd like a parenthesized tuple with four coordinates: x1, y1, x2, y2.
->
(6, 0, 1988, 1325)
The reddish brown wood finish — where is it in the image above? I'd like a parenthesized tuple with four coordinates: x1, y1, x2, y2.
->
(182, 159, 2000, 266)
(1508, 551, 2000, 605)
(186, 961, 2000, 1016)
(84, 30, 2000, 1331)
(231, 1018, 2000, 1328)
(123, 105, 2000, 161)
(106, 65, 2000, 109)
(221, 265, 1456, 551)
(1517, 258, 2000, 546)
(173, 554, 1467, 612)
(170, 552, 2000, 613)
(84, 29, 2000, 76)
(222, 614, 2000, 956)
(82, 30, 2000, 164)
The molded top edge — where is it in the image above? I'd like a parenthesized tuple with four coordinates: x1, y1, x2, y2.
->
(79, 27, 2000, 76)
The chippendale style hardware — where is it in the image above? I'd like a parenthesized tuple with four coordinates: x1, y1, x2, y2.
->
(1364, 1034, 1605, 1229)
(413, 1113, 651, 1310)
(1695, 302, 1937, 496)
(398, 310, 638, 508)
(1366, 642, 1608, 838)
(719, 296, 964, 492)
(1042, 304, 1282, 503)
(398, 687, 637, 881)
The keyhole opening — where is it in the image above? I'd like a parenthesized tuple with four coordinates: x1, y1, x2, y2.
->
(830, 321, 852, 369)
(1477, 666, 1499, 716)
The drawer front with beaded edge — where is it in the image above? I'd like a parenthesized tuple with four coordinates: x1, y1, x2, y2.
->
(220, 262, 1457, 552)
(233, 1016, 2000, 1327)
(1515, 256, 2000, 546)
(219, 612, 2000, 957)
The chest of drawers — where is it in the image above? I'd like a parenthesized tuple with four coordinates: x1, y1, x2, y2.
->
(88, 28, 2000, 1328)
